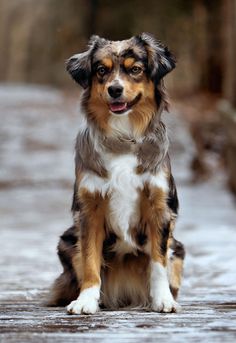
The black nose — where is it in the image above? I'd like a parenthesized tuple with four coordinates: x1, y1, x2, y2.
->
(108, 85, 123, 98)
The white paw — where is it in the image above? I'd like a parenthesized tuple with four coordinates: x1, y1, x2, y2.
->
(67, 285, 100, 315)
(151, 289, 180, 313)
(150, 261, 181, 313)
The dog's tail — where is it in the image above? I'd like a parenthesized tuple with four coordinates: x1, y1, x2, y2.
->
(46, 226, 80, 306)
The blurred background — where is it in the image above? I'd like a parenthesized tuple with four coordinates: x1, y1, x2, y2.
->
(0, 0, 236, 309)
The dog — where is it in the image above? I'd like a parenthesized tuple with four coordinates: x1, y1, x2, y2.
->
(48, 33, 185, 314)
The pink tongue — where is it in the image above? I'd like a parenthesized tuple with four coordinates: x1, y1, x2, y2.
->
(110, 102, 127, 112)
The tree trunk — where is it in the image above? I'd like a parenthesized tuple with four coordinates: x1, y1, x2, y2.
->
(222, 0, 236, 106)
(220, 0, 236, 195)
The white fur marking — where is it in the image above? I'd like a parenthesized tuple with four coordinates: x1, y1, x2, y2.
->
(114, 41, 127, 55)
(80, 172, 107, 196)
(106, 154, 142, 245)
(143, 169, 169, 193)
(79, 153, 142, 250)
(108, 115, 133, 136)
(113, 74, 125, 88)
(67, 285, 100, 315)
(150, 261, 179, 312)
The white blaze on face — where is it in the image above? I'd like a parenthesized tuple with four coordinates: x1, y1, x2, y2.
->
(113, 40, 128, 55)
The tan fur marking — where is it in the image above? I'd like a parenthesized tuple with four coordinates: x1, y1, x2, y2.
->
(169, 257, 184, 299)
(87, 82, 111, 132)
(123, 57, 135, 69)
(102, 58, 113, 69)
(74, 189, 108, 291)
(140, 184, 169, 266)
(129, 80, 156, 135)
(72, 246, 82, 284)
(101, 253, 150, 308)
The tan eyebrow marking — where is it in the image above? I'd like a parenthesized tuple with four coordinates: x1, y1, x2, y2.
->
(101, 58, 113, 69)
(123, 57, 136, 69)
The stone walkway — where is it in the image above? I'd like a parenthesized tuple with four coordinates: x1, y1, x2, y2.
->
(0, 85, 236, 342)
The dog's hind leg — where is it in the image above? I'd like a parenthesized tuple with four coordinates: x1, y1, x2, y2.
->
(168, 238, 185, 300)
(47, 226, 80, 306)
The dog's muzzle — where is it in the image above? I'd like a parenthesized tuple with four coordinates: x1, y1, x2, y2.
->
(109, 93, 142, 115)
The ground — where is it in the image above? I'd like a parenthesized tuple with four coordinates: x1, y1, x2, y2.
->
(0, 84, 236, 342)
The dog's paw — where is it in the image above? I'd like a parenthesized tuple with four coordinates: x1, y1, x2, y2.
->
(151, 289, 180, 313)
(67, 286, 100, 315)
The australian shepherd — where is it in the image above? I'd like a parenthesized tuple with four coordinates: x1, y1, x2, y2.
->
(48, 33, 185, 314)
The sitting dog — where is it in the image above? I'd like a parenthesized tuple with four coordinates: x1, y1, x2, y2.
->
(48, 33, 185, 314)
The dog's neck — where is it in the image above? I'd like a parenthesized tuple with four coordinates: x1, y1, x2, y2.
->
(76, 110, 169, 177)
(102, 116, 169, 173)
(107, 114, 134, 139)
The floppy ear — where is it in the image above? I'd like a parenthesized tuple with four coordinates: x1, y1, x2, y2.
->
(66, 35, 100, 89)
(138, 32, 176, 82)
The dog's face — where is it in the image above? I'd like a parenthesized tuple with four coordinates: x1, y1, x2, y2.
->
(67, 33, 175, 133)
(89, 41, 150, 116)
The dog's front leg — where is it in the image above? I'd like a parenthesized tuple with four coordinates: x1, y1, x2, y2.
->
(67, 190, 106, 315)
(149, 221, 180, 313)
(147, 189, 179, 313)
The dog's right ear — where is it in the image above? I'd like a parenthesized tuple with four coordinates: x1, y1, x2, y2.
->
(66, 35, 99, 89)
(137, 33, 176, 83)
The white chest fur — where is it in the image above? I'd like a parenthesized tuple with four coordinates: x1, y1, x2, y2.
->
(79, 152, 169, 251)
(105, 154, 142, 244)
(79, 153, 142, 248)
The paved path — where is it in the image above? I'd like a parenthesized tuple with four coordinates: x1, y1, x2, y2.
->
(0, 85, 236, 342)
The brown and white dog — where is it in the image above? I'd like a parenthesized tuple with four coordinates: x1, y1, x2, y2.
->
(48, 33, 185, 314)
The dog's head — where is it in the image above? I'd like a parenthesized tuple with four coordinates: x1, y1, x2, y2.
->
(67, 33, 175, 134)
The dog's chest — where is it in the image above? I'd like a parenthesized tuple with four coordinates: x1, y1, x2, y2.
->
(105, 153, 142, 245)
(79, 148, 169, 253)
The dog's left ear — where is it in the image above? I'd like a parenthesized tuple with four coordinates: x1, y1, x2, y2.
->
(66, 35, 100, 89)
(138, 33, 176, 82)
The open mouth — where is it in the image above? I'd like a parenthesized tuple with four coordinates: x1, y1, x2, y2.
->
(109, 93, 142, 115)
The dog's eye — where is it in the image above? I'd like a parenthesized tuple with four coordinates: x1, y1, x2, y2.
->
(130, 66, 142, 75)
(97, 66, 107, 77)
